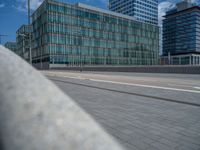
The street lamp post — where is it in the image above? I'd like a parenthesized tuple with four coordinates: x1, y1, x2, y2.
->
(80, 48, 82, 72)
(28, 0, 32, 65)
(22, 36, 25, 59)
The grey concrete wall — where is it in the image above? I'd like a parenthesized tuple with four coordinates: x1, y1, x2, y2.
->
(49, 65, 200, 74)
(0, 46, 124, 150)
(33, 62, 50, 70)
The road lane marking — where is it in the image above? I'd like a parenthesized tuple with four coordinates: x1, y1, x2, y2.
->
(194, 87, 200, 90)
(45, 73, 200, 94)
(63, 75, 84, 80)
(49, 78, 200, 107)
(89, 79, 200, 94)
(167, 83, 194, 88)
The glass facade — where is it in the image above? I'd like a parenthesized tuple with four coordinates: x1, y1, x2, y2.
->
(163, 6, 200, 56)
(160, 54, 200, 66)
(4, 42, 17, 53)
(109, 0, 158, 25)
(32, 0, 159, 66)
(16, 25, 32, 60)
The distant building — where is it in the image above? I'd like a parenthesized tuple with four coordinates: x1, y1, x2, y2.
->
(4, 42, 17, 53)
(31, 0, 159, 69)
(16, 25, 32, 61)
(109, 0, 158, 25)
(162, 0, 200, 65)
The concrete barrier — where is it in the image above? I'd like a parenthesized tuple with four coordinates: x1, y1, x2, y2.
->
(50, 65, 200, 74)
(0, 46, 123, 150)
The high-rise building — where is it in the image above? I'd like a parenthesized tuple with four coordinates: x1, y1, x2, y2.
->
(31, 0, 159, 69)
(162, 0, 200, 65)
(16, 25, 32, 61)
(4, 42, 17, 53)
(109, 0, 158, 25)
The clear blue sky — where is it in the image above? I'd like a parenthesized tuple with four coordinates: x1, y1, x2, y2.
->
(0, 0, 198, 44)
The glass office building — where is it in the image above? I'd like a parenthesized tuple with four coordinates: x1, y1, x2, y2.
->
(32, 0, 159, 68)
(4, 42, 17, 53)
(109, 0, 158, 25)
(16, 25, 32, 61)
(162, 1, 200, 65)
(160, 53, 200, 65)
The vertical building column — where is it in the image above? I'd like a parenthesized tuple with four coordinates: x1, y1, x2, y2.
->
(199, 56, 200, 65)
(168, 52, 171, 65)
(192, 55, 195, 66)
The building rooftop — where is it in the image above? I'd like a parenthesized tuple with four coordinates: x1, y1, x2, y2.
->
(35, 0, 158, 27)
(165, 0, 199, 17)
(16, 24, 32, 35)
(164, 6, 200, 17)
(4, 41, 16, 44)
(76, 3, 138, 23)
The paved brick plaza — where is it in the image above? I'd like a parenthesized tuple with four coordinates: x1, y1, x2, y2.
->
(44, 71, 200, 150)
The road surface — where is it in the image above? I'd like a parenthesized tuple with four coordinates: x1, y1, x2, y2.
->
(43, 71, 200, 150)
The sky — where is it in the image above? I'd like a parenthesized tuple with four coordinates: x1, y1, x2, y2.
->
(0, 0, 199, 44)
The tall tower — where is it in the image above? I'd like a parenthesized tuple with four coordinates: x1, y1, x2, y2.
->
(162, 0, 200, 65)
(109, 0, 158, 25)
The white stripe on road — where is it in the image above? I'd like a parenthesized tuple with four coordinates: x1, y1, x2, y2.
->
(46, 73, 200, 94)
(89, 79, 200, 94)
(194, 87, 200, 90)
(63, 75, 85, 80)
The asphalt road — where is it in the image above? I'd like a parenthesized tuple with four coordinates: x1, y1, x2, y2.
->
(43, 71, 200, 150)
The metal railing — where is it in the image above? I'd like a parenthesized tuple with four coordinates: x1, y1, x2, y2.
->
(0, 46, 124, 150)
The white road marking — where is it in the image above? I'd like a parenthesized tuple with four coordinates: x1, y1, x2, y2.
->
(63, 75, 84, 80)
(194, 87, 200, 90)
(167, 83, 194, 88)
(89, 79, 200, 94)
(46, 73, 200, 94)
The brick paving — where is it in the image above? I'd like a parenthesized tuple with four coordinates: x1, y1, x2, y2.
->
(48, 75, 200, 150)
